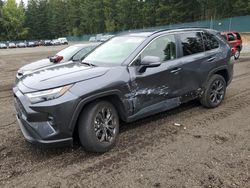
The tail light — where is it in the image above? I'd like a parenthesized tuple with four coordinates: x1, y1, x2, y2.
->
(50, 55, 64, 63)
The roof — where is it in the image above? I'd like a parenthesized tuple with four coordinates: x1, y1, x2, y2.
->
(73, 42, 100, 47)
(121, 27, 214, 38)
(126, 32, 154, 37)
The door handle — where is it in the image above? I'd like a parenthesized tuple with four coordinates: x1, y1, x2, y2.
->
(207, 57, 216, 62)
(170, 68, 182, 74)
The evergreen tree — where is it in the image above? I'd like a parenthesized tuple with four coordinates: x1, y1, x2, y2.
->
(1, 0, 26, 40)
(1, 0, 250, 40)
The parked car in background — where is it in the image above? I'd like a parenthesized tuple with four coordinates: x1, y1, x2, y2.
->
(34, 41, 40, 47)
(8, 42, 16, 48)
(44, 40, 52, 46)
(27, 41, 35, 47)
(13, 28, 233, 152)
(100, 35, 115, 42)
(58, 37, 68, 45)
(220, 31, 243, 60)
(16, 43, 100, 80)
(17, 42, 26, 48)
(0, 43, 7, 49)
(51, 39, 61, 45)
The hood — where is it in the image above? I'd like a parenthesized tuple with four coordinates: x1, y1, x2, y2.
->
(19, 59, 52, 72)
(20, 62, 110, 91)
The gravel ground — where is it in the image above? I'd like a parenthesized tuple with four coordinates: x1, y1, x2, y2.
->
(242, 43, 250, 54)
(0, 45, 250, 188)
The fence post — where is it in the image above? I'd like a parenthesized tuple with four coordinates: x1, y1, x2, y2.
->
(229, 17, 232, 31)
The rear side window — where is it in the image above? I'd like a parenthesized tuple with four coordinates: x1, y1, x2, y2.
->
(227, 33, 235, 41)
(235, 32, 241, 40)
(203, 32, 219, 51)
(179, 32, 204, 56)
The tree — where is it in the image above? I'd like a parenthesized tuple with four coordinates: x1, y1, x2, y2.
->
(0, 0, 4, 40)
(1, 0, 27, 40)
(103, 0, 117, 32)
(24, 0, 38, 39)
(1, 0, 250, 40)
(232, 0, 250, 16)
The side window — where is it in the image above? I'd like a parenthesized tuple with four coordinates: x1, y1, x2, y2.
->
(73, 49, 88, 60)
(140, 35, 176, 62)
(227, 33, 235, 41)
(179, 32, 204, 56)
(203, 32, 219, 51)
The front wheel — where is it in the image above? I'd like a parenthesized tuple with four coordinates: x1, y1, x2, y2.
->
(200, 74, 226, 108)
(78, 101, 119, 153)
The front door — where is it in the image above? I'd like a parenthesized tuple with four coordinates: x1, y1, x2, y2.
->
(128, 34, 182, 114)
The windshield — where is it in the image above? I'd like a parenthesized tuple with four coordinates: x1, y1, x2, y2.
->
(56, 46, 82, 61)
(83, 36, 145, 65)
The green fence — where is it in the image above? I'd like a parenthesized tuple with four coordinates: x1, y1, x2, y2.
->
(67, 15, 250, 41)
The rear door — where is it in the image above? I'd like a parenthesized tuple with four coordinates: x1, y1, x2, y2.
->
(175, 31, 208, 98)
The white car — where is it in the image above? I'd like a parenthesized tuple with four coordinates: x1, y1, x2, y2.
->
(16, 43, 100, 81)
(51, 39, 61, 45)
(0, 43, 7, 49)
(58, 37, 68, 45)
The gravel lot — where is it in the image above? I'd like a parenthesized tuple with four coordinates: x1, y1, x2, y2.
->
(0, 45, 250, 188)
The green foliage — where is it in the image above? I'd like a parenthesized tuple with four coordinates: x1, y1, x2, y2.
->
(0, 0, 250, 40)
(0, 0, 27, 40)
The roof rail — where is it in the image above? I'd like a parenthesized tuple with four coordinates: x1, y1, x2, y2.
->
(150, 26, 210, 35)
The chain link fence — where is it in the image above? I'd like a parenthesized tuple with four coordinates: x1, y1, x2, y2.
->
(67, 15, 250, 42)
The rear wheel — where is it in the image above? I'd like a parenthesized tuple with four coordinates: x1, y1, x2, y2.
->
(234, 48, 240, 60)
(78, 101, 119, 153)
(200, 74, 226, 108)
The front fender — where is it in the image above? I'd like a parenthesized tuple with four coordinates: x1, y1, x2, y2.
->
(68, 89, 126, 133)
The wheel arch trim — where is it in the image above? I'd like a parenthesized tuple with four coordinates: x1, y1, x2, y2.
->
(68, 90, 127, 134)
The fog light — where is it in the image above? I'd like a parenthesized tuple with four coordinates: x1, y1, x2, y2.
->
(48, 116, 55, 126)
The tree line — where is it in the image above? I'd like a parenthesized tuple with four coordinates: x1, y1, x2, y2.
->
(0, 0, 250, 41)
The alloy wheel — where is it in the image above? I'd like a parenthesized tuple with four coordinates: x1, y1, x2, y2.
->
(209, 80, 225, 105)
(94, 107, 117, 143)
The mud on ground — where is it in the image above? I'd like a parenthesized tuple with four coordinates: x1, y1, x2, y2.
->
(0, 46, 250, 188)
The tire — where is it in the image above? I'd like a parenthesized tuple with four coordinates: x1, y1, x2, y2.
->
(200, 74, 226, 108)
(78, 101, 119, 153)
(234, 48, 240, 60)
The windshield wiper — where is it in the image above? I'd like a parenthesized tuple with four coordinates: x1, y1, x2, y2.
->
(81, 61, 96, 67)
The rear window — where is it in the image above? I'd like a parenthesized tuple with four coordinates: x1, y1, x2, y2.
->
(227, 33, 235, 41)
(179, 32, 204, 56)
(235, 32, 241, 40)
(203, 32, 219, 51)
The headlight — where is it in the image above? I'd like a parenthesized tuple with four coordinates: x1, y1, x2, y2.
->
(25, 85, 73, 104)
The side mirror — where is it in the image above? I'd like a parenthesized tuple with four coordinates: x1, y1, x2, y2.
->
(138, 56, 161, 73)
(72, 55, 80, 62)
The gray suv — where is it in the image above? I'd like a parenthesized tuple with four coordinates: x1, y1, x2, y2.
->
(13, 28, 233, 152)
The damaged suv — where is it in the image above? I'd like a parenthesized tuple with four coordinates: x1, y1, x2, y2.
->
(13, 28, 233, 152)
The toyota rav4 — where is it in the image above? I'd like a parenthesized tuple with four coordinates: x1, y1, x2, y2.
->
(13, 28, 233, 152)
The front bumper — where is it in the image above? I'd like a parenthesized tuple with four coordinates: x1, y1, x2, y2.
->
(13, 86, 79, 147)
(16, 114, 73, 147)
